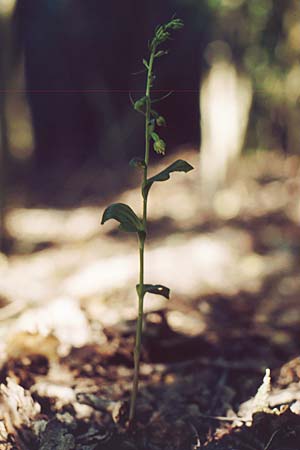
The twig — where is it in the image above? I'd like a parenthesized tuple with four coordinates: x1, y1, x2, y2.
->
(190, 423, 201, 449)
(197, 412, 250, 424)
(264, 428, 282, 450)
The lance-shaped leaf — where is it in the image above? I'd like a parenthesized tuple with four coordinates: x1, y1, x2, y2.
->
(101, 203, 144, 233)
(136, 284, 170, 299)
(143, 159, 194, 198)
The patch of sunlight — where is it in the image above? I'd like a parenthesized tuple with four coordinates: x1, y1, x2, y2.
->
(6, 207, 100, 243)
(286, 198, 300, 223)
(64, 254, 137, 298)
(0, 252, 8, 270)
(145, 230, 251, 297)
(62, 231, 244, 301)
(143, 295, 167, 313)
(86, 302, 127, 327)
(166, 311, 206, 336)
(0, 0, 16, 16)
(288, 21, 300, 52)
(83, 294, 139, 327)
(10, 297, 92, 355)
(285, 65, 300, 103)
(32, 382, 76, 409)
(17, 223, 289, 310)
(6, 332, 59, 360)
(213, 188, 241, 219)
(239, 254, 265, 278)
(242, 251, 293, 293)
(258, 181, 288, 212)
(221, 0, 245, 9)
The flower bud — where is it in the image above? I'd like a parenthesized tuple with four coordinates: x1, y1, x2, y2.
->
(156, 116, 166, 127)
(134, 96, 147, 112)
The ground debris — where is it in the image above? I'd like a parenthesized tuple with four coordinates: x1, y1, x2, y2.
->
(205, 409, 300, 450)
(38, 419, 75, 450)
(0, 378, 40, 429)
(1, 151, 300, 449)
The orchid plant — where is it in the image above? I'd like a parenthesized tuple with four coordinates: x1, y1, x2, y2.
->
(101, 17, 193, 422)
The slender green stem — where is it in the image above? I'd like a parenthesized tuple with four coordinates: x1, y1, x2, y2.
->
(129, 239, 144, 421)
(129, 50, 155, 423)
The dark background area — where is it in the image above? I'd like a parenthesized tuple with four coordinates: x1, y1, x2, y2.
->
(1, 0, 299, 170)
(12, 0, 206, 167)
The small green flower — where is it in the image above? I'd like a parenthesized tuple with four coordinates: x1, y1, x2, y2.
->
(154, 139, 166, 155)
(150, 18, 183, 50)
(134, 96, 147, 112)
(167, 18, 184, 30)
(156, 116, 166, 127)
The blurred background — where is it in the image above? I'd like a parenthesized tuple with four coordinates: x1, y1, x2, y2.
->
(0, 0, 300, 364)
(0, 1, 299, 200)
(0, 0, 298, 180)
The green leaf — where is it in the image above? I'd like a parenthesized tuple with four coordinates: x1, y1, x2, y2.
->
(101, 203, 144, 233)
(143, 159, 194, 198)
(129, 157, 146, 169)
(143, 59, 149, 69)
(136, 284, 170, 299)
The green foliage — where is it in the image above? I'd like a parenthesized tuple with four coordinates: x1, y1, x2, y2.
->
(136, 284, 170, 299)
(101, 203, 144, 234)
(101, 16, 193, 423)
(143, 159, 194, 199)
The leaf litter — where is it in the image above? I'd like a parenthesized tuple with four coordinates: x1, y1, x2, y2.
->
(1, 151, 300, 448)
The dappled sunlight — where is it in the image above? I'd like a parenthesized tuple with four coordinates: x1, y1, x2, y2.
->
(12, 297, 91, 350)
(6, 207, 101, 244)
(1, 149, 300, 450)
(64, 253, 138, 298)
(166, 311, 206, 336)
(0, 150, 300, 367)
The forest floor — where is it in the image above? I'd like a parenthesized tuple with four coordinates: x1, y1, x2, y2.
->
(1, 149, 300, 449)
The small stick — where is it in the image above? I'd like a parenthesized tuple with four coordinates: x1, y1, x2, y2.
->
(197, 412, 250, 424)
